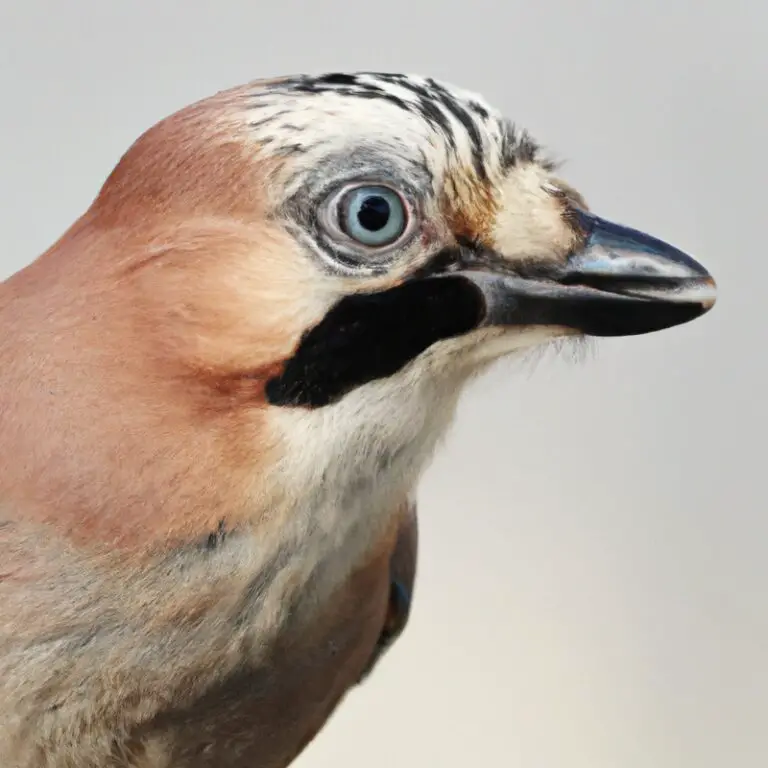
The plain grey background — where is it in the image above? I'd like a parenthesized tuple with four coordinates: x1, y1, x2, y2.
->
(1, 1, 765, 766)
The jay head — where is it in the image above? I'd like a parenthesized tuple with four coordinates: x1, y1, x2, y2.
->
(0, 72, 716, 766)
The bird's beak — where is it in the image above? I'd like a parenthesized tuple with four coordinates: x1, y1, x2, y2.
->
(460, 210, 717, 337)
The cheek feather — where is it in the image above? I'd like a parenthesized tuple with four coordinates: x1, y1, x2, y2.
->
(127, 221, 334, 381)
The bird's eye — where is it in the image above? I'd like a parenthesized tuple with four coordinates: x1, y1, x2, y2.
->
(336, 185, 408, 247)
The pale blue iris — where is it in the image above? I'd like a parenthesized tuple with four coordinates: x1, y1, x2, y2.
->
(340, 186, 407, 246)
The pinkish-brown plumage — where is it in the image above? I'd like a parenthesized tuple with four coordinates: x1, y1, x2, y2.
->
(0, 71, 715, 767)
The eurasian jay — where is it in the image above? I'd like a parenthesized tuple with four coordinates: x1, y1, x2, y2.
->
(0, 72, 716, 767)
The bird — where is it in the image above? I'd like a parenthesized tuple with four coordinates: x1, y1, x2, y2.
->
(0, 71, 716, 768)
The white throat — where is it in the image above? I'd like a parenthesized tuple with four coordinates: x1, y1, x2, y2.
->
(261, 355, 466, 599)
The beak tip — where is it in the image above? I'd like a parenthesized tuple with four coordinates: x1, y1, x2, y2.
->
(695, 275, 717, 313)
(702, 283, 717, 312)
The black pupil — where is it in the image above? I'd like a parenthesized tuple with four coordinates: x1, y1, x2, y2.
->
(356, 195, 391, 232)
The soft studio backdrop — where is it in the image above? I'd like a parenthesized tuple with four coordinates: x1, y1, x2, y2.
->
(1, 2, 764, 767)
